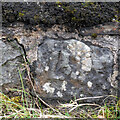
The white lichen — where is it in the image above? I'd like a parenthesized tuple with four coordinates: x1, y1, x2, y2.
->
(67, 40, 92, 72)
(76, 71, 79, 75)
(61, 81, 67, 91)
(87, 81, 93, 88)
(57, 91, 63, 97)
(80, 94, 84, 97)
(43, 82, 55, 94)
(45, 66, 49, 71)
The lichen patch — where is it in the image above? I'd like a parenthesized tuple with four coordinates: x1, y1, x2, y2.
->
(43, 82, 55, 94)
(57, 91, 63, 97)
(61, 81, 67, 91)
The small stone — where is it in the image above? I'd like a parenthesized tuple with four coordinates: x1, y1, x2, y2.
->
(82, 64, 91, 71)
(68, 44, 73, 49)
(54, 43, 57, 47)
(72, 87, 75, 89)
(87, 81, 93, 88)
(112, 18, 116, 22)
(71, 91, 73, 95)
(77, 51, 81, 56)
(85, 53, 91, 58)
(78, 75, 85, 82)
(102, 85, 106, 90)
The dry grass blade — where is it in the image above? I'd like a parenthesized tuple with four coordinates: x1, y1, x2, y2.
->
(38, 114, 71, 118)
(74, 95, 109, 102)
(26, 108, 41, 112)
(59, 102, 78, 108)
(69, 103, 101, 112)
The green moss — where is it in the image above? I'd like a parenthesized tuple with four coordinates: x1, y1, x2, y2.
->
(91, 33, 97, 39)
(72, 17, 76, 20)
(19, 12, 24, 17)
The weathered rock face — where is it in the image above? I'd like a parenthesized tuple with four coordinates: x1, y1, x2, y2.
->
(1, 24, 119, 103)
(0, 38, 24, 86)
(1, 22, 119, 103)
(1, 2, 119, 103)
(33, 38, 115, 101)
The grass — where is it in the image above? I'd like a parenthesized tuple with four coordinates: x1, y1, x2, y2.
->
(0, 88, 120, 119)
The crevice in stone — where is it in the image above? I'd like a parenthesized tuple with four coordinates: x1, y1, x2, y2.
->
(14, 38, 29, 63)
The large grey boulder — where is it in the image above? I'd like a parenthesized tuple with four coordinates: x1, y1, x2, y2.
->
(33, 38, 116, 101)
(1, 23, 119, 103)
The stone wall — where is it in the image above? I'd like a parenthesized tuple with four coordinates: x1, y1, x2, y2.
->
(1, 2, 119, 103)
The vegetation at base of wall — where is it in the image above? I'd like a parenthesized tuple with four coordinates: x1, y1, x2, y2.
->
(0, 85, 120, 118)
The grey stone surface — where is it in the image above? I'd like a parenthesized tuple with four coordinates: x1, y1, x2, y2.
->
(1, 22, 118, 103)
(33, 38, 116, 101)
(0, 38, 24, 86)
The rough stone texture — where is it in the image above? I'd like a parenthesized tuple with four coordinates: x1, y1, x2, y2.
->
(2, 2, 119, 31)
(0, 38, 24, 86)
(1, 22, 119, 102)
(1, 2, 119, 103)
(117, 36, 120, 98)
(33, 38, 115, 101)
(1, 22, 119, 103)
